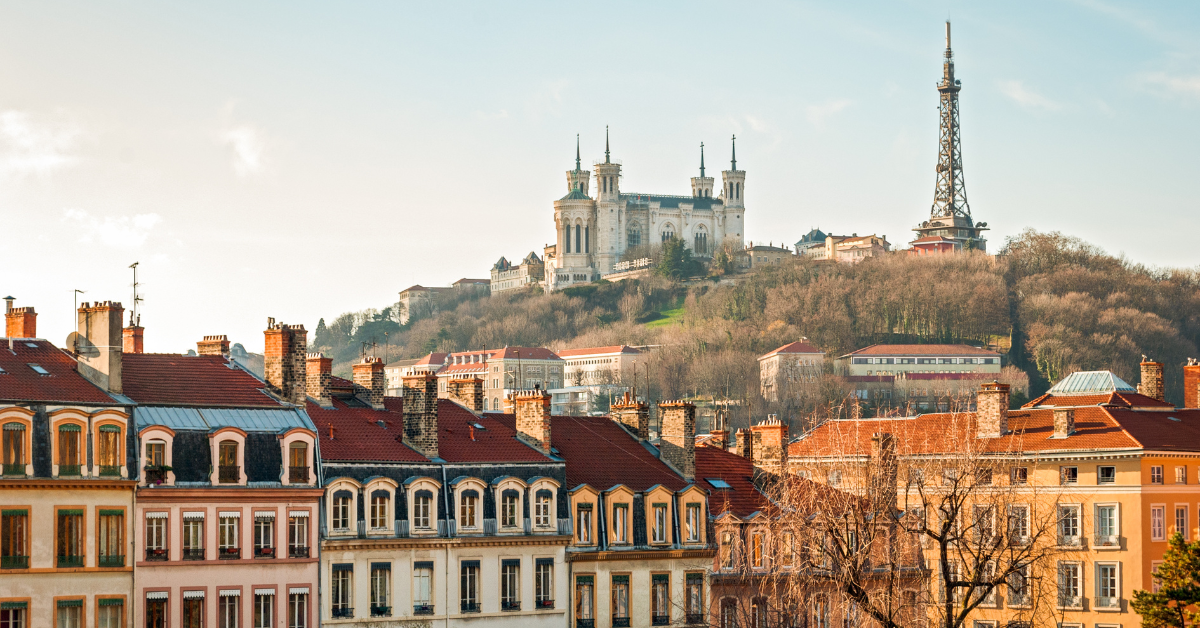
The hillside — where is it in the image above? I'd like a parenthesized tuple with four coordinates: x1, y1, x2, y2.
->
(310, 230, 1200, 416)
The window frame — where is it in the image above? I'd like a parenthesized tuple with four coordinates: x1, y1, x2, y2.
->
(210, 428, 248, 486)
(1151, 504, 1167, 541)
(1094, 502, 1120, 549)
(50, 412, 86, 477)
(1, 506, 31, 570)
(0, 409, 34, 477)
(91, 411, 128, 478)
(55, 506, 86, 568)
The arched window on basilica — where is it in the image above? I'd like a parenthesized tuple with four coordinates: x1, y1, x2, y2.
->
(661, 224, 675, 243)
(693, 227, 709, 256)
(627, 224, 641, 248)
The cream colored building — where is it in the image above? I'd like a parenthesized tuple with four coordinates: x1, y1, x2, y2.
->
(757, 340, 825, 402)
(835, 343, 1001, 377)
(552, 346, 645, 415)
(827, 234, 890, 263)
(492, 253, 545, 294)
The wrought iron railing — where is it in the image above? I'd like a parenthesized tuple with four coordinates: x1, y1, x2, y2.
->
(1094, 534, 1119, 548)
(686, 613, 705, 625)
(331, 607, 354, 619)
(218, 547, 240, 560)
(370, 604, 392, 617)
(99, 554, 125, 567)
(0, 555, 28, 569)
(218, 465, 239, 484)
(1096, 596, 1120, 609)
(652, 614, 671, 626)
(577, 620, 596, 628)
(58, 464, 82, 477)
(289, 466, 309, 483)
(535, 599, 554, 609)
(57, 554, 84, 568)
(99, 465, 121, 477)
(2, 463, 25, 476)
(460, 602, 480, 613)
(145, 548, 169, 561)
(613, 617, 631, 627)
(183, 548, 205, 561)
(289, 545, 309, 558)
(1058, 595, 1082, 609)
(413, 604, 434, 615)
(145, 467, 167, 485)
(502, 600, 521, 611)
(254, 546, 275, 558)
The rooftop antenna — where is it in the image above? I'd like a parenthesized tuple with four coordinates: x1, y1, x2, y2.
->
(128, 262, 142, 327)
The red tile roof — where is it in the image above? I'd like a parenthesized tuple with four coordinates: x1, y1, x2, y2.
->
(436, 400, 552, 463)
(1024, 391, 1173, 409)
(759, 341, 823, 359)
(490, 347, 562, 361)
(0, 339, 116, 404)
(437, 362, 489, 376)
(557, 345, 642, 358)
(412, 353, 448, 367)
(911, 236, 958, 244)
(695, 446, 768, 517)
(841, 344, 998, 357)
(122, 353, 282, 407)
(309, 397, 427, 463)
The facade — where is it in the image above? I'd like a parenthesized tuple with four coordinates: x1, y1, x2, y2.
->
(126, 325, 322, 628)
(744, 244, 791, 269)
(757, 341, 825, 403)
(0, 301, 136, 628)
(552, 346, 644, 416)
(909, 235, 960, 255)
(309, 373, 571, 628)
(793, 229, 828, 258)
(398, 280, 489, 325)
(491, 253, 545, 294)
(547, 133, 746, 291)
(386, 353, 448, 395)
(835, 344, 1001, 377)
(828, 234, 890, 263)
(432, 347, 564, 413)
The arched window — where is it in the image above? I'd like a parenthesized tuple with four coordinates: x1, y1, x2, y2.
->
(492, 397, 500, 412)
(332, 490, 353, 531)
(413, 490, 434, 530)
(736, 182, 741, 199)
(694, 228, 709, 256)
(3, 422, 26, 471)
(501, 489, 521, 528)
(585, 226, 590, 253)
(460, 489, 479, 528)
(564, 224, 571, 254)
(627, 225, 641, 248)
(97, 425, 121, 476)
(575, 225, 581, 253)
(534, 489, 554, 528)
(289, 442, 308, 483)
(58, 424, 81, 475)
(218, 440, 239, 484)
(661, 225, 675, 243)
(370, 490, 391, 529)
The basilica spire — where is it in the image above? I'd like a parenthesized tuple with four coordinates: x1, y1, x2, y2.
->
(575, 134, 581, 172)
(730, 134, 737, 170)
(605, 126, 610, 164)
(699, 142, 705, 178)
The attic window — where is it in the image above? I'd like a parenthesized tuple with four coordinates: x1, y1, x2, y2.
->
(28, 364, 49, 375)
(706, 479, 732, 489)
(24, 342, 36, 348)
(472, 423, 486, 430)
(0, 367, 6, 374)
(1168, 416, 1181, 422)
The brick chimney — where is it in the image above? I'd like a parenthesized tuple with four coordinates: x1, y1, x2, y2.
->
(735, 428, 752, 459)
(1185, 358, 1200, 409)
(610, 391, 649, 440)
(512, 389, 552, 455)
(659, 400, 696, 482)
(709, 429, 729, 450)
(868, 433, 898, 511)
(307, 353, 332, 408)
(976, 381, 1010, 438)
(197, 335, 230, 357)
(4, 298, 36, 338)
(122, 326, 144, 354)
(750, 415, 789, 476)
(447, 378, 484, 414)
(76, 301, 124, 394)
(402, 374, 439, 459)
(1052, 408, 1075, 439)
(1139, 357, 1165, 402)
(353, 356, 386, 410)
(264, 319, 308, 406)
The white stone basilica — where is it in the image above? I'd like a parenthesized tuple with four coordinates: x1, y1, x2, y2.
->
(546, 130, 746, 291)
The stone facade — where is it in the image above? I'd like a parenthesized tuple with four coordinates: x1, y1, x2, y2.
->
(446, 378, 484, 413)
(491, 252, 545, 294)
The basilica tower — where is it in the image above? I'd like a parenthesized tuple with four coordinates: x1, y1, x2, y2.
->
(720, 135, 746, 247)
(551, 134, 596, 289)
(592, 126, 623, 275)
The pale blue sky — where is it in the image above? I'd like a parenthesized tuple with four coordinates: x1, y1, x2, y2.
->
(1, 1, 1198, 352)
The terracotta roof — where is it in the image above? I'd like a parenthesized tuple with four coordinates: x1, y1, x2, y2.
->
(1025, 391, 1174, 409)
(759, 341, 823, 359)
(695, 446, 768, 517)
(841, 344, 998, 357)
(557, 345, 642, 358)
(0, 339, 116, 404)
(412, 353, 448, 367)
(437, 362, 489, 375)
(491, 347, 562, 361)
(329, 376, 354, 392)
(437, 400, 553, 463)
(911, 236, 958, 244)
(122, 353, 282, 407)
(309, 397, 427, 463)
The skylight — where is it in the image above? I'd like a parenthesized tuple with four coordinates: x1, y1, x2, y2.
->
(24, 342, 36, 348)
(1046, 371, 1136, 395)
(28, 363, 49, 375)
(706, 478, 732, 489)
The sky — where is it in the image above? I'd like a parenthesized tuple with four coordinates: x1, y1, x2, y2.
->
(1, 1, 1199, 354)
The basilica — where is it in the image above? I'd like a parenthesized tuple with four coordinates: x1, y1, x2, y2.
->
(546, 131, 746, 291)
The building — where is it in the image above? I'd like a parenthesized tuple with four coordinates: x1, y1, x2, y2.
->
(309, 375, 571, 628)
(126, 323, 322, 628)
(547, 132, 746, 291)
(789, 360, 1200, 628)
(757, 341, 825, 402)
(828, 234, 890, 263)
(909, 235, 961, 255)
(0, 301, 137, 628)
(835, 344, 1001, 377)
(552, 346, 644, 414)
(911, 22, 988, 251)
(793, 229, 828, 258)
(397, 280, 490, 325)
(744, 243, 792, 269)
(386, 353, 448, 395)
(492, 253, 545, 294)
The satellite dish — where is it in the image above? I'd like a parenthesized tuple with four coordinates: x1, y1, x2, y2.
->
(66, 332, 99, 358)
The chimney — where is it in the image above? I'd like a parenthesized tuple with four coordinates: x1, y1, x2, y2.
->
(658, 400, 696, 482)
(4, 298, 36, 338)
(750, 415, 789, 475)
(709, 429, 729, 450)
(512, 389, 553, 455)
(447, 378, 484, 414)
(353, 356, 386, 410)
(610, 391, 649, 440)
(307, 352, 333, 408)
(868, 433, 898, 511)
(735, 428, 752, 459)
(975, 381, 1010, 438)
(122, 326, 144, 354)
(264, 319, 308, 406)
(1052, 408, 1075, 439)
(1185, 358, 1200, 409)
(197, 335, 230, 357)
(1139, 357, 1165, 402)
(402, 374, 439, 459)
(76, 301, 124, 394)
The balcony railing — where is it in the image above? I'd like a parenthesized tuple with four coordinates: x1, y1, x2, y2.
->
(145, 548, 169, 562)
(502, 601, 521, 611)
(653, 614, 671, 626)
(218, 547, 240, 560)
(535, 599, 555, 610)
(99, 554, 125, 567)
(1094, 534, 1120, 548)
(58, 464, 82, 477)
(254, 546, 275, 559)
(99, 465, 121, 477)
(1058, 595, 1082, 609)
(614, 618, 631, 627)
(1008, 593, 1029, 607)
(57, 554, 84, 568)
(413, 604, 434, 616)
(144, 467, 168, 485)
(218, 465, 239, 484)
(686, 614, 705, 625)
(183, 548, 205, 561)
(371, 604, 392, 617)
(0, 555, 29, 569)
(2, 463, 25, 476)
(577, 620, 596, 628)
(460, 602, 480, 613)
(1057, 535, 1082, 547)
(331, 607, 354, 619)
(289, 466, 310, 483)
(1096, 596, 1120, 609)
(289, 545, 310, 558)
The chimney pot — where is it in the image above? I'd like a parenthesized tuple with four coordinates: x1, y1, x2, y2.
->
(306, 352, 333, 408)
(1139, 359, 1165, 402)
(512, 389, 553, 455)
(353, 356, 387, 410)
(1184, 360, 1200, 410)
(5, 300, 37, 339)
(264, 322, 308, 405)
(197, 334, 230, 357)
(750, 414, 789, 476)
(611, 394, 650, 440)
(976, 381, 1010, 438)
(659, 400, 697, 481)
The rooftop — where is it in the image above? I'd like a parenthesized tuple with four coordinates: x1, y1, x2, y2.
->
(122, 353, 282, 407)
(840, 344, 999, 358)
(759, 341, 823, 359)
(0, 338, 117, 405)
(557, 345, 642, 358)
(621, 192, 723, 211)
(1045, 370, 1136, 395)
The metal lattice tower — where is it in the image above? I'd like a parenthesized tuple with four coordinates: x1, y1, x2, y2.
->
(930, 21, 970, 220)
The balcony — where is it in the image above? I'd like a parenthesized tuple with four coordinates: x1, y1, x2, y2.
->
(653, 614, 671, 626)
(614, 618, 631, 627)
(0, 555, 29, 569)
(502, 601, 521, 612)
(1008, 593, 1029, 608)
(577, 620, 596, 628)
(2, 463, 25, 477)
(1057, 595, 1083, 610)
(1096, 596, 1120, 609)
(218, 547, 240, 560)
(686, 614, 705, 625)
(254, 546, 275, 559)
(58, 464, 82, 477)
(57, 554, 84, 568)
(535, 599, 555, 610)
(144, 467, 168, 485)
(370, 605, 392, 617)
(1057, 535, 1082, 548)
(460, 602, 480, 614)
(145, 548, 169, 562)
(99, 465, 121, 477)
(183, 548, 205, 561)
(289, 466, 310, 483)
(289, 545, 310, 558)
(1094, 534, 1120, 549)
(218, 465, 239, 484)
(331, 607, 354, 619)
(413, 604, 434, 616)
(99, 554, 125, 568)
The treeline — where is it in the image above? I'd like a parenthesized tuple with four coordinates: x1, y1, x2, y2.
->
(310, 230, 1200, 411)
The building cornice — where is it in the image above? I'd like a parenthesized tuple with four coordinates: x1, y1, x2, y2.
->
(0, 479, 137, 490)
(321, 534, 572, 552)
(135, 487, 325, 501)
(566, 548, 714, 563)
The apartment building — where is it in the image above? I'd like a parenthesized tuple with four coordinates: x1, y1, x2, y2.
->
(757, 340, 825, 402)
(553, 346, 643, 415)
(385, 353, 447, 395)
(835, 344, 1002, 377)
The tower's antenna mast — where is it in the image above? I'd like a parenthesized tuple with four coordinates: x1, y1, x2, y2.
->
(930, 20, 971, 220)
(128, 262, 142, 326)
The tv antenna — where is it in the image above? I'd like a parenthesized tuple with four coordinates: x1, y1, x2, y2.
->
(128, 262, 143, 327)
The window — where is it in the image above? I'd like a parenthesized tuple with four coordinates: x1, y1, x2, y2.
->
(332, 492, 352, 531)
(1010, 466, 1027, 484)
(751, 532, 765, 568)
(612, 503, 628, 543)
(812, 596, 828, 628)
(828, 469, 842, 487)
(780, 531, 795, 568)
(1008, 505, 1029, 542)
(219, 513, 240, 559)
(1098, 466, 1116, 484)
(460, 561, 480, 612)
(218, 593, 239, 628)
(535, 559, 553, 608)
(183, 595, 203, 628)
(1008, 565, 1030, 606)
(459, 490, 478, 529)
(98, 509, 124, 567)
(218, 440, 239, 484)
(1057, 562, 1081, 607)
(612, 575, 630, 626)
(55, 600, 82, 628)
(1152, 465, 1164, 484)
(1060, 466, 1078, 484)
(57, 508, 83, 567)
(501, 491, 519, 528)
(1096, 505, 1118, 546)
(2, 423, 25, 475)
(145, 513, 168, 561)
(0, 604, 27, 628)
(685, 503, 702, 543)
(414, 562, 433, 613)
(288, 513, 308, 558)
(1058, 504, 1080, 545)
(652, 574, 670, 625)
(145, 439, 165, 469)
(146, 596, 168, 628)
(371, 563, 391, 616)
(1177, 466, 1188, 484)
(2, 508, 29, 569)
(1151, 560, 1164, 593)
(686, 573, 704, 624)
(254, 592, 274, 628)
(288, 442, 309, 483)
(413, 491, 432, 530)
(57, 424, 81, 475)
(1177, 506, 1189, 539)
(501, 560, 520, 611)
(97, 425, 121, 475)
(288, 593, 308, 628)
(370, 492, 389, 529)
(254, 514, 275, 558)
(1096, 563, 1119, 608)
(1152, 505, 1166, 541)
(184, 514, 204, 560)
(652, 504, 668, 543)
(576, 575, 595, 627)
(331, 565, 353, 617)
(974, 505, 995, 542)
(720, 531, 735, 569)
(577, 504, 592, 544)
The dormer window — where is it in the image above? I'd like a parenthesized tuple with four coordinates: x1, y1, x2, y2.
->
(332, 491, 353, 532)
(685, 503, 702, 543)
(535, 490, 553, 528)
(289, 442, 309, 484)
(501, 490, 520, 528)
(370, 491, 390, 530)
(612, 504, 628, 543)
(413, 491, 433, 530)
(652, 504, 668, 544)
(576, 504, 593, 544)
(2, 422, 26, 476)
(57, 424, 82, 476)
(218, 441, 239, 484)
(97, 425, 121, 477)
(459, 490, 479, 529)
